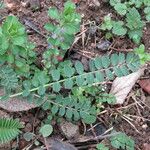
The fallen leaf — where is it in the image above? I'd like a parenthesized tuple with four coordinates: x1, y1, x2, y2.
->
(46, 139, 77, 150)
(72, 0, 80, 4)
(143, 143, 150, 150)
(0, 89, 37, 112)
(139, 79, 150, 94)
(110, 68, 145, 104)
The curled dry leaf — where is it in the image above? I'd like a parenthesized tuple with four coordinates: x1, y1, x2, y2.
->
(46, 139, 77, 150)
(139, 79, 150, 94)
(110, 68, 145, 104)
(0, 89, 37, 112)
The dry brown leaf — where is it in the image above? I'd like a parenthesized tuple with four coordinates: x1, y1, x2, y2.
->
(110, 68, 145, 104)
(4, 0, 20, 11)
(143, 143, 150, 150)
(139, 79, 150, 94)
(46, 139, 77, 150)
(0, 89, 37, 112)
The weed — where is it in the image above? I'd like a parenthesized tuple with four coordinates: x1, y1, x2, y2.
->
(101, 0, 150, 44)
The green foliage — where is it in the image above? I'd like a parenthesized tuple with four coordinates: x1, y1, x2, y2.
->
(0, 118, 23, 144)
(42, 95, 97, 124)
(144, 7, 150, 21)
(39, 124, 53, 137)
(98, 93, 116, 104)
(43, 1, 81, 69)
(97, 143, 109, 150)
(0, 1, 4, 9)
(126, 7, 144, 44)
(112, 21, 127, 36)
(134, 44, 150, 64)
(0, 16, 36, 76)
(101, 0, 150, 43)
(0, 52, 141, 124)
(110, 132, 135, 150)
(22, 52, 141, 97)
(101, 16, 127, 36)
(96, 132, 135, 150)
(114, 3, 127, 16)
(0, 66, 18, 92)
(100, 15, 113, 31)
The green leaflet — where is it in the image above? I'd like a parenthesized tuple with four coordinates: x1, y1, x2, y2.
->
(144, 7, 150, 21)
(76, 76, 85, 86)
(64, 78, 74, 89)
(63, 66, 75, 77)
(39, 124, 53, 138)
(48, 8, 60, 20)
(95, 71, 105, 82)
(98, 93, 116, 104)
(105, 70, 114, 80)
(114, 3, 127, 16)
(86, 73, 95, 84)
(75, 61, 84, 75)
(97, 144, 109, 150)
(94, 57, 102, 69)
(112, 21, 127, 36)
(101, 55, 110, 68)
(52, 82, 61, 92)
(110, 0, 121, 6)
(111, 53, 119, 66)
(51, 70, 60, 81)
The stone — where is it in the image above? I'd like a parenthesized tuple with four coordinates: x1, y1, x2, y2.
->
(59, 120, 79, 140)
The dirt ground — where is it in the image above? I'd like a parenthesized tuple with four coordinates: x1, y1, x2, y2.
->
(0, 0, 150, 150)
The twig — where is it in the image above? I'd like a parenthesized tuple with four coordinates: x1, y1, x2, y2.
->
(44, 137, 49, 150)
(126, 114, 150, 122)
(121, 115, 141, 134)
(101, 127, 114, 136)
(71, 132, 121, 145)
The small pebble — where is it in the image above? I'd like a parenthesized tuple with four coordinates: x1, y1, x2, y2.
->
(142, 124, 148, 129)
(59, 120, 79, 140)
(24, 123, 32, 132)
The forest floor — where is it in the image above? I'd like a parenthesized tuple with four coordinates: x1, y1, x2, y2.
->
(0, 0, 150, 150)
